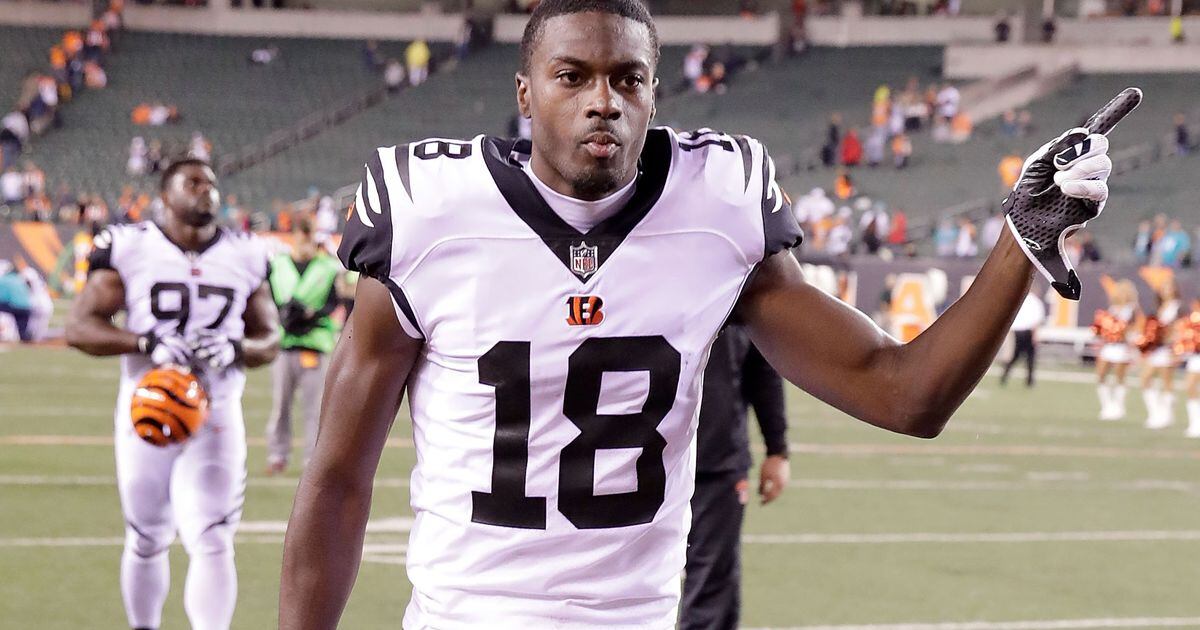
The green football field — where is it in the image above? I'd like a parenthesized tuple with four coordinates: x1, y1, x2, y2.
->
(2, 344, 1199, 630)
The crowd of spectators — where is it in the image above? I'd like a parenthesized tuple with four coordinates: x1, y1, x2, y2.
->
(1134, 215, 1196, 268)
(818, 77, 970, 177)
(789, 185, 1116, 266)
(1, 1, 124, 173)
(677, 44, 751, 95)
(363, 39, 434, 91)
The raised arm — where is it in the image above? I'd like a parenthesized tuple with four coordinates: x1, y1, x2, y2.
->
(741, 89, 1137, 438)
(738, 230, 1033, 439)
(279, 276, 423, 630)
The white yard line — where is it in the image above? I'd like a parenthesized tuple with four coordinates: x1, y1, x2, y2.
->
(0, 518, 413, 548)
(5, 434, 1196, 462)
(741, 530, 1200, 545)
(8, 528, 1200, 549)
(0, 435, 415, 448)
(746, 617, 1200, 630)
(0, 474, 411, 488)
(3, 474, 1195, 494)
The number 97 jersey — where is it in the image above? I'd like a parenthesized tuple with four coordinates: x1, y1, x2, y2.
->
(88, 223, 270, 407)
(339, 128, 801, 630)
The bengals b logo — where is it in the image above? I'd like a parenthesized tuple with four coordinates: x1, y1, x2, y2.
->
(566, 296, 604, 326)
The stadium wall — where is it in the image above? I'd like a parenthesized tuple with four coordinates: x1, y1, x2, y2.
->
(2, 222, 1193, 335)
(945, 43, 1200, 77)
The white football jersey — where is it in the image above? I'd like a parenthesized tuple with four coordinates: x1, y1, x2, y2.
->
(89, 222, 270, 409)
(339, 128, 801, 629)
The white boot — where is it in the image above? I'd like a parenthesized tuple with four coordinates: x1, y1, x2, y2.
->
(1097, 384, 1115, 420)
(1113, 386, 1127, 420)
(1186, 400, 1200, 438)
(1144, 389, 1165, 429)
(1162, 392, 1176, 429)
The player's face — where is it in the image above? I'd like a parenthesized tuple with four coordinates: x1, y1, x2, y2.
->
(518, 12, 656, 201)
(163, 164, 220, 228)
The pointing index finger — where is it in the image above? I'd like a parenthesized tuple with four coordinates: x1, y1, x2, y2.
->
(1084, 87, 1143, 136)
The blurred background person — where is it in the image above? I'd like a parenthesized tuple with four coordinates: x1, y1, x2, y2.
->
(681, 325, 788, 630)
(1000, 289, 1046, 388)
(264, 215, 342, 475)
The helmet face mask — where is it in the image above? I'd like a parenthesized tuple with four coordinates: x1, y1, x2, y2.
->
(130, 365, 210, 447)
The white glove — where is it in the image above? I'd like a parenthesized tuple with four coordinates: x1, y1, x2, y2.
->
(1003, 87, 1140, 300)
(138, 330, 192, 367)
(189, 330, 243, 371)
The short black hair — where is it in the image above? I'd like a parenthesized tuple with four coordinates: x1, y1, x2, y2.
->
(520, 0, 659, 74)
(160, 158, 212, 191)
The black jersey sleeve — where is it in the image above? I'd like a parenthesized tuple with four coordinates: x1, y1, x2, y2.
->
(86, 227, 116, 274)
(753, 140, 803, 258)
(337, 149, 395, 281)
(336, 146, 424, 338)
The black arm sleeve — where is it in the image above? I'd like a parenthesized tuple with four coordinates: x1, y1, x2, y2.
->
(741, 343, 788, 457)
(759, 145, 803, 258)
(86, 228, 115, 274)
(336, 151, 394, 282)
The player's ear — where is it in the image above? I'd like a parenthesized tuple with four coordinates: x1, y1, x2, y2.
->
(515, 73, 531, 118)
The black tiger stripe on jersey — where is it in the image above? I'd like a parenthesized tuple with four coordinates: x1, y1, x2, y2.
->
(366, 150, 390, 216)
(757, 144, 803, 259)
(732, 135, 753, 192)
(384, 278, 424, 338)
(338, 155, 395, 284)
(394, 143, 413, 202)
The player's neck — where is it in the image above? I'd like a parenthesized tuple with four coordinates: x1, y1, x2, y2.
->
(161, 220, 218, 252)
(528, 152, 635, 202)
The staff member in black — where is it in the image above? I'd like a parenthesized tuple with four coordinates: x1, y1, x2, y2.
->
(681, 324, 789, 630)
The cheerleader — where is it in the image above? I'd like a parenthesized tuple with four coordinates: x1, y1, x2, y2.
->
(1093, 280, 1138, 421)
(1179, 300, 1200, 438)
(1139, 281, 1182, 429)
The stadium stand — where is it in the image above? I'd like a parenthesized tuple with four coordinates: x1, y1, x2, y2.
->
(228, 45, 938, 204)
(12, 29, 435, 204)
(781, 72, 1199, 259)
(0, 26, 64, 108)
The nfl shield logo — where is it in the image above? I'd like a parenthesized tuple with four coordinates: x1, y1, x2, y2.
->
(570, 242, 599, 279)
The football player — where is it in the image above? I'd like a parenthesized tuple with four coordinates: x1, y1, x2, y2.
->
(279, 1, 1125, 627)
(66, 159, 280, 630)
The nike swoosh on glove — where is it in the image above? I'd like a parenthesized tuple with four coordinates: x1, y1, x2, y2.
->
(138, 330, 193, 367)
(189, 330, 244, 371)
(1003, 87, 1141, 300)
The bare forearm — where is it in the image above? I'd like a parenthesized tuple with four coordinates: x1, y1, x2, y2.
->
(240, 330, 280, 368)
(278, 296, 413, 628)
(888, 229, 1033, 435)
(65, 315, 139, 356)
(279, 468, 373, 630)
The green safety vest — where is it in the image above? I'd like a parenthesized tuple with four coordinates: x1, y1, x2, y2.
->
(269, 252, 341, 353)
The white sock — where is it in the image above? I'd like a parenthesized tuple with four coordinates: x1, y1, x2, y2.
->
(1114, 386, 1127, 418)
(1144, 389, 1159, 426)
(1097, 384, 1113, 417)
(184, 550, 238, 630)
(1187, 400, 1200, 436)
(121, 546, 170, 630)
(1162, 391, 1176, 427)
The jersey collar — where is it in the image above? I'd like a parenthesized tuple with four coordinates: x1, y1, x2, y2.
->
(153, 222, 224, 257)
(482, 128, 672, 283)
